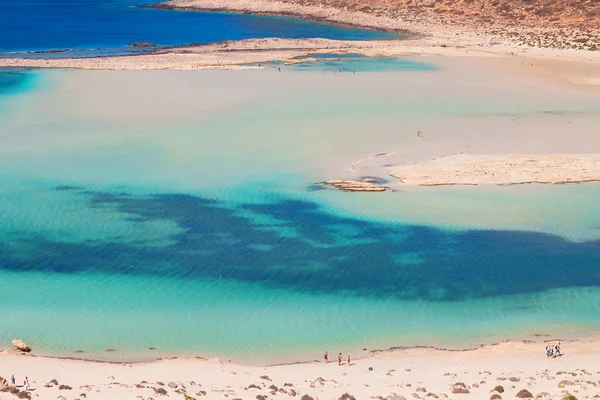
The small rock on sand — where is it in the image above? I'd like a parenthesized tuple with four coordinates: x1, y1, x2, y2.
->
(12, 340, 31, 352)
(491, 385, 504, 393)
(515, 389, 533, 398)
(558, 380, 575, 388)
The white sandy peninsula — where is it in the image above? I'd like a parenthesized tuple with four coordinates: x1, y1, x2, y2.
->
(390, 154, 600, 186)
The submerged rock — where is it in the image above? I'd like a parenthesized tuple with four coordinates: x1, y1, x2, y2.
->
(129, 42, 157, 47)
(12, 340, 31, 352)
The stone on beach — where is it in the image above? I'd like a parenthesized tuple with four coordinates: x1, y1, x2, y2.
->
(515, 389, 534, 398)
(451, 382, 470, 394)
(12, 339, 31, 352)
(0, 376, 9, 391)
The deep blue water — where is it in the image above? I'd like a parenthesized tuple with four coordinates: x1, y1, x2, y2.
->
(3, 185, 599, 302)
(0, 0, 396, 54)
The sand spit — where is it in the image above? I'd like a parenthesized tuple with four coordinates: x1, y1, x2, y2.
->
(2, 35, 599, 73)
(2, 340, 600, 400)
(0, 38, 379, 70)
(391, 154, 600, 186)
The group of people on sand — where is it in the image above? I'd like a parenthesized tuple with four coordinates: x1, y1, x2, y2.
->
(545, 342, 562, 358)
(10, 374, 30, 390)
(323, 351, 351, 366)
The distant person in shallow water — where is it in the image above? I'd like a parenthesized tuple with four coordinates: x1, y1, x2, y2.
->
(417, 130, 423, 138)
(324, 351, 328, 363)
(338, 352, 342, 366)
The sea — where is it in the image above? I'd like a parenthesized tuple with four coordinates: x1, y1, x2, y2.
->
(1, 1, 600, 365)
(0, 0, 395, 57)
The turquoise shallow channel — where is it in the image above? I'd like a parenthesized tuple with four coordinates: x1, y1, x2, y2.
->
(0, 66, 599, 364)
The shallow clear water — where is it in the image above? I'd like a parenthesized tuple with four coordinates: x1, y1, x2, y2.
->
(256, 55, 439, 73)
(0, 0, 396, 55)
(1, 68, 599, 363)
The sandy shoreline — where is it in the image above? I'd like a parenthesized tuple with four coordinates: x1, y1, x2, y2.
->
(2, 338, 600, 400)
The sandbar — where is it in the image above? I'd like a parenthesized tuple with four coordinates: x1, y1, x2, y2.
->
(390, 154, 600, 186)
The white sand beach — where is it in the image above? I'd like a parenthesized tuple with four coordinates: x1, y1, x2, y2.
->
(390, 154, 600, 186)
(2, 340, 600, 400)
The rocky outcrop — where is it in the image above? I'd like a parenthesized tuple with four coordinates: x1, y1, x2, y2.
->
(320, 179, 388, 192)
(12, 340, 31, 352)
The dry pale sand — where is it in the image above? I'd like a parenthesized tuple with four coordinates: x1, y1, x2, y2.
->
(390, 154, 600, 186)
(2, 340, 600, 400)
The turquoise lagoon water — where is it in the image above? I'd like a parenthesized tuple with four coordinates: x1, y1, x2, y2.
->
(0, 69, 600, 363)
(252, 54, 439, 73)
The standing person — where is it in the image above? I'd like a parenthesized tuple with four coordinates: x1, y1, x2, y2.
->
(324, 351, 329, 363)
(24, 377, 29, 390)
(545, 345, 553, 358)
(555, 342, 561, 357)
(337, 353, 342, 366)
(11, 374, 15, 386)
(347, 353, 351, 366)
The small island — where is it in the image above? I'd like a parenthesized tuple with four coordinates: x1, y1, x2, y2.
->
(391, 154, 600, 186)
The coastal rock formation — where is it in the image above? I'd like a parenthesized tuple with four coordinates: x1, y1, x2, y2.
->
(12, 339, 31, 352)
(320, 179, 388, 192)
(391, 154, 600, 186)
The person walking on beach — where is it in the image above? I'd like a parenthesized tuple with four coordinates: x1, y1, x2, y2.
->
(11, 374, 15, 386)
(347, 353, 351, 366)
(24, 377, 29, 391)
(337, 352, 342, 366)
(324, 351, 329, 363)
